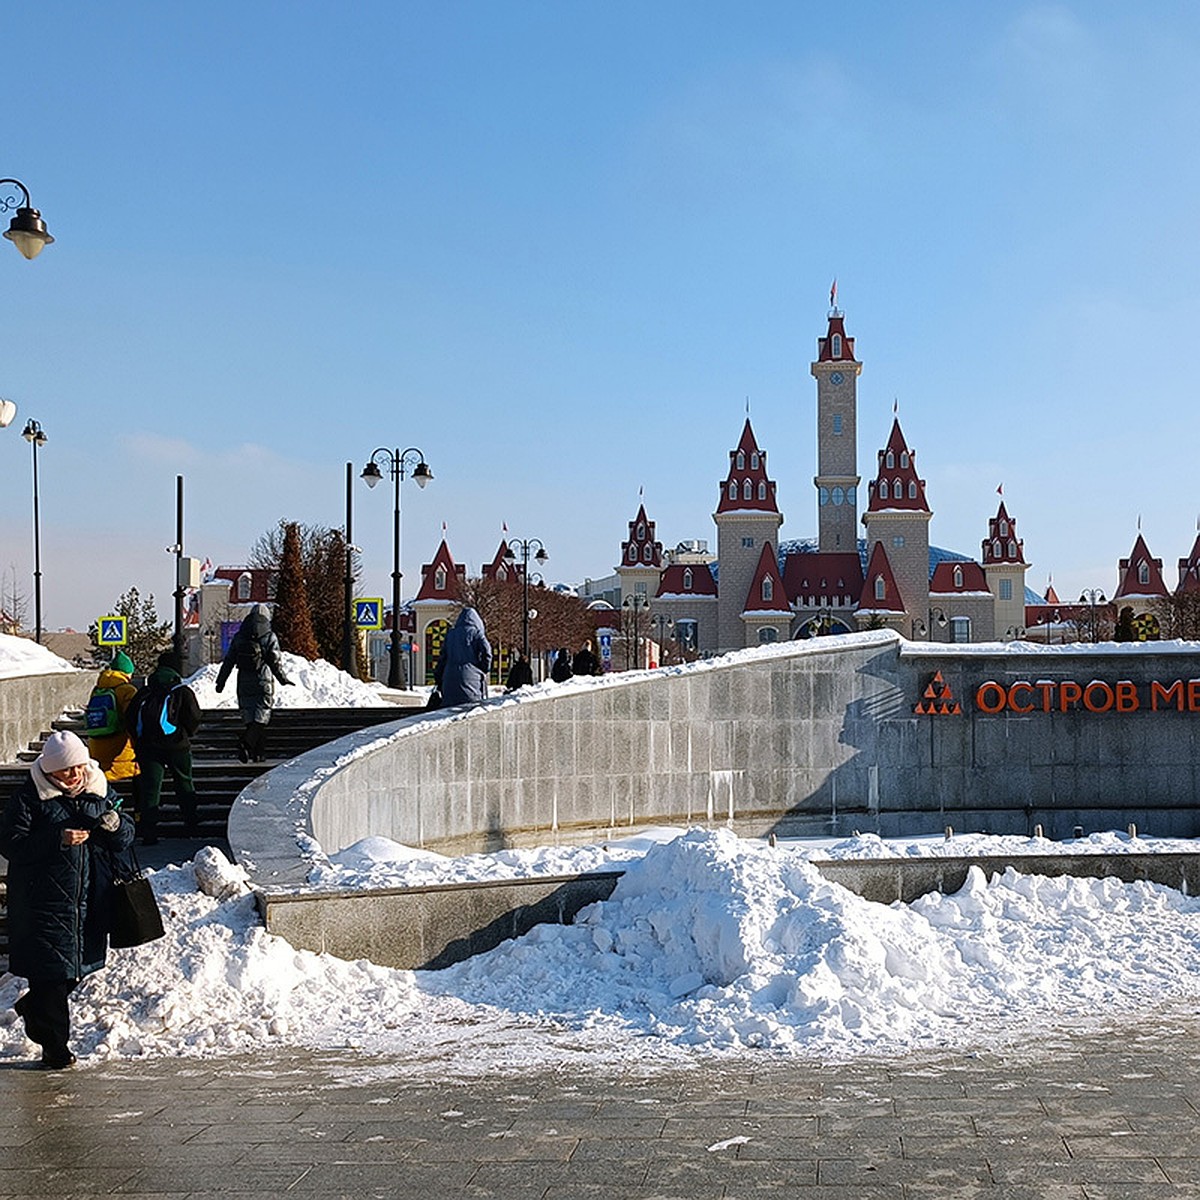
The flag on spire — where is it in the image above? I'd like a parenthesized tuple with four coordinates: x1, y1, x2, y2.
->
(441, 521, 447, 534)
(829, 278, 837, 309)
(502, 521, 508, 533)
(893, 397, 898, 415)
(997, 483, 1003, 496)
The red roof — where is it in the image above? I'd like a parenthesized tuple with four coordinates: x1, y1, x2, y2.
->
(815, 312, 857, 363)
(482, 540, 521, 584)
(741, 542, 791, 615)
(782, 552, 863, 607)
(715, 420, 780, 515)
(414, 539, 466, 602)
(929, 560, 990, 594)
(620, 503, 663, 568)
(857, 542, 906, 613)
(655, 562, 717, 598)
(1114, 533, 1169, 600)
(1177, 533, 1200, 595)
(982, 501, 1026, 565)
(865, 419, 930, 513)
(211, 566, 274, 604)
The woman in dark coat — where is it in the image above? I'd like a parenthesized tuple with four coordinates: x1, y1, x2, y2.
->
(0, 730, 135, 1069)
(215, 604, 293, 762)
(504, 651, 534, 692)
(550, 648, 573, 683)
(434, 607, 492, 707)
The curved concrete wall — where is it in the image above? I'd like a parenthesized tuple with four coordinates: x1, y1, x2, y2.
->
(230, 631, 1200, 893)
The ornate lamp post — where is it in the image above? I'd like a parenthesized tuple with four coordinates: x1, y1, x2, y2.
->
(361, 447, 432, 688)
(504, 537, 549, 666)
(1079, 589, 1106, 643)
(22, 419, 47, 642)
(917, 606, 948, 641)
(622, 594, 648, 669)
(1, 179, 53, 260)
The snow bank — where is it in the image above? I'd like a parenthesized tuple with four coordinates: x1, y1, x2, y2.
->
(186, 651, 387, 708)
(0, 631, 77, 679)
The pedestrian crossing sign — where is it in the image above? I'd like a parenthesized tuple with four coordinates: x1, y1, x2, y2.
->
(97, 616, 127, 646)
(354, 598, 384, 630)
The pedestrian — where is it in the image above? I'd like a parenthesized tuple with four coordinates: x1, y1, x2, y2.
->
(84, 648, 140, 786)
(433, 606, 492, 707)
(504, 650, 534, 692)
(126, 653, 202, 845)
(214, 604, 293, 762)
(571, 640, 600, 677)
(550, 647, 573, 683)
(0, 730, 135, 1069)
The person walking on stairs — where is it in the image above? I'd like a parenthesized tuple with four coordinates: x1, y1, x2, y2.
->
(214, 604, 293, 762)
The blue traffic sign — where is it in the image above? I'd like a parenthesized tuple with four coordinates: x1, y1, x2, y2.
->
(354, 598, 384, 630)
(97, 616, 128, 646)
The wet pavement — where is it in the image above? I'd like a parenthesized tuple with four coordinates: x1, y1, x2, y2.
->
(3, 1002, 1200, 1198)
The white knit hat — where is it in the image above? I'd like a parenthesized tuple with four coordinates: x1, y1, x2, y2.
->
(39, 730, 90, 774)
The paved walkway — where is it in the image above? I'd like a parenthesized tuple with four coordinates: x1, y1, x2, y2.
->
(3, 1003, 1200, 1198)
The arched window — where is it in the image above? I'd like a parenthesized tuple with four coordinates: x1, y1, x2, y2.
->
(743, 479, 752, 500)
(1139, 561, 1150, 585)
(879, 480, 889, 500)
(643, 544, 653, 563)
(736, 451, 745, 469)
(908, 480, 917, 499)
(683, 568, 693, 591)
(758, 626, 778, 644)
(874, 576, 886, 601)
(993, 539, 1002, 559)
(728, 481, 737, 500)
(628, 545, 637, 562)
(757, 481, 766, 500)
(1008, 540, 1017, 558)
(831, 486, 844, 506)
(751, 452, 759, 469)
(762, 577, 773, 602)
(819, 486, 829, 505)
(894, 478, 903, 497)
(886, 450, 895, 468)
(831, 333, 842, 357)
(1000, 520, 1008, 536)
(496, 566, 507, 583)
(900, 451, 909, 468)
(953, 566, 963, 588)
(435, 566, 447, 591)
(636, 522, 645, 539)
(237, 572, 252, 601)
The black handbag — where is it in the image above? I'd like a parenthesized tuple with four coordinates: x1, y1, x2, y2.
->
(109, 849, 166, 949)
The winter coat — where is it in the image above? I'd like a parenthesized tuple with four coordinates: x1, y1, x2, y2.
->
(0, 762, 135, 983)
(504, 657, 534, 691)
(127, 664, 202, 762)
(550, 649, 573, 683)
(571, 646, 600, 677)
(86, 666, 140, 782)
(215, 604, 291, 724)
(434, 607, 492, 707)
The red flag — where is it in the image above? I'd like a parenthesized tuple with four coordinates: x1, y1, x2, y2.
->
(829, 278, 838, 308)
(997, 483, 1003, 496)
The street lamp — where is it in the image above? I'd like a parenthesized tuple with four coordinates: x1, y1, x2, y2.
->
(1, 179, 53, 260)
(917, 606, 948, 641)
(652, 612, 674, 666)
(361, 447, 433, 688)
(622, 594, 649, 669)
(504, 537, 549, 666)
(21, 418, 47, 642)
(341, 462, 359, 679)
(1079, 589, 1106, 643)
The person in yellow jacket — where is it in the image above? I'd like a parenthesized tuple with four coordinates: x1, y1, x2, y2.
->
(84, 650, 139, 784)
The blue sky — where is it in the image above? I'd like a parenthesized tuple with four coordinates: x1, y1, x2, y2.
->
(2, 2, 1199, 632)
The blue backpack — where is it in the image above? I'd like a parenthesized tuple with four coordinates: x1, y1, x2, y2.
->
(84, 686, 121, 737)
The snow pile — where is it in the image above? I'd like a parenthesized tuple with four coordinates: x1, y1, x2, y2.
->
(0, 631, 78, 679)
(5, 830, 1200, 1072)
(186, 651, 386, 708)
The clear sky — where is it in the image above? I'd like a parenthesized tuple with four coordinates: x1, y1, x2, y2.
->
(2, 1, 1198, 632)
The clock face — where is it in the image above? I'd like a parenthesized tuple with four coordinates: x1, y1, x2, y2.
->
(829, 370, 844, 386)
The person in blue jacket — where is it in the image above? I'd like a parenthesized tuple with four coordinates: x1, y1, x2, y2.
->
(434, 606, 493, 707)
(0, 730, 135, 1069)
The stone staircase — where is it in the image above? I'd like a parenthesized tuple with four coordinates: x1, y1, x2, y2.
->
(0, 704, 416, 967)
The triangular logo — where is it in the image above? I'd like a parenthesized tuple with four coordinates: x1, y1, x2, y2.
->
(915, 670, 961, 717)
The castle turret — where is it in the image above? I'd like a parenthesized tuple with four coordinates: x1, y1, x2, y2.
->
(982, 498, 1030, 639)
(810, 306, 862, 554)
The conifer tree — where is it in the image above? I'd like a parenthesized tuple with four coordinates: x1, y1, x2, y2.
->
(87, 587, 172, 672)
(272, 523, 320, 659)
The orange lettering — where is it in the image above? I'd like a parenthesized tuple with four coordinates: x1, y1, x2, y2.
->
(976, 681, 1007, 714)
(1189, 681, 1200, 712)
(1035, 681, 1055, 712)
(1115, 681, 1138, 712)
(1059, 681, 1083, 711)
(1152, 680, 1184, 711)
(1083, 682, 1114, 713)
(1008, 682, 1034, 714)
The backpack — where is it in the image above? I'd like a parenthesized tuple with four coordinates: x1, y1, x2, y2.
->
(84, 686, 122, 737)
(135, 685, 184, 744)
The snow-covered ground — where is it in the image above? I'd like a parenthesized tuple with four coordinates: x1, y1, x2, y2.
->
(0, 632, 80, 679)
(2, 827, 1200, 1076)
(186, 651, 389, 708)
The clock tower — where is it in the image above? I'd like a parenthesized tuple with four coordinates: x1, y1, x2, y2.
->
(810, 307, 862, 554)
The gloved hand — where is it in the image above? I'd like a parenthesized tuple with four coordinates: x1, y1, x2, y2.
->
(98, 810, 121, 833)
(215, 683, 224, 694)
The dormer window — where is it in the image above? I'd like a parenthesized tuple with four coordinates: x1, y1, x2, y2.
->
(831, 333, 842, 357)
(728, 481, 737, 500)
(885, 450, 894, 468)
(900, 451, 909, 468)
(743, 479, 752, 500)
(637, 522, 645, 540)
(874, 576, 886, 601)
(643, 544, 653, 563)
(908, 480, 917, 499)
(879, 480, 889, 500)
(736, 451, 745, 470)
(496, 566, 507, 582)
(757, 481, 766, 500)
(1139, 561, 1150, 585)
(435, 566, 447, 591)
(750, 452, 759, 469)
(628, 545, 637, 562)
(762, 577, 773, 602)
(894, 478, 902, 497)
(1008, 540, 1017, 558)
(953, 566, 963, 588)
(237, 572, 252, 601)
(1000, 520, 1009, 536)
(683, 568, 693, 591)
